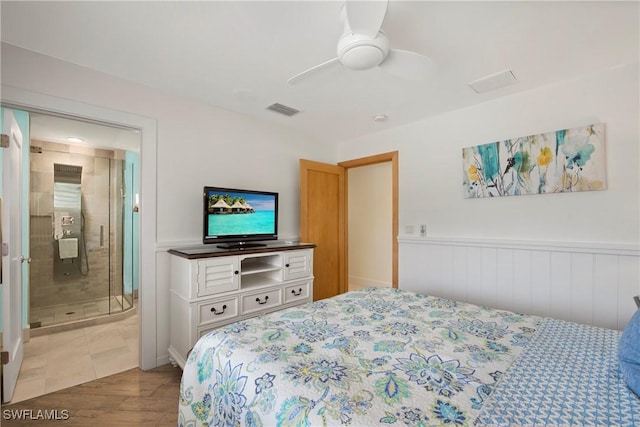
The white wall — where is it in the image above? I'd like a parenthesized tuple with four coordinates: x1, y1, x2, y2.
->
(1, 44, 336, 243)
(339, 63, 639, 244)
(1, 44, 337, 366)
(348, 162, 392, 290)
(338, 63, 640, 328)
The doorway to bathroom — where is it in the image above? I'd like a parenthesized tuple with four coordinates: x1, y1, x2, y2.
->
(27, 113, 140, 332)
(1, 103, 148, 403)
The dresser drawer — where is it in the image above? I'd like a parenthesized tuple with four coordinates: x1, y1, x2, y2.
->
(241, 288, 282, 315)
(198, 297, 239, 326)
(283, 281, 311, 304)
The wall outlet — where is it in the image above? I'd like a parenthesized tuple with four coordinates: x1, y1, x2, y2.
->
(420, 225, 427, 237)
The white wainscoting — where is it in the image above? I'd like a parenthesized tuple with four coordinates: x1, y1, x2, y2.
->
(398, 237, 640, 330)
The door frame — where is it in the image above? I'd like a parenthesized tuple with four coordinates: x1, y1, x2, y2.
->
(338, 151, 398, 289)
(1, 85, 158, 370)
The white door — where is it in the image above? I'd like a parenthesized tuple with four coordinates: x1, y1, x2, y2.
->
(2, 109, 24, 403)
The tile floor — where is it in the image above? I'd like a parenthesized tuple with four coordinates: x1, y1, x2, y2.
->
(9, 310, 139, 404)
(30, 296, 132, 328)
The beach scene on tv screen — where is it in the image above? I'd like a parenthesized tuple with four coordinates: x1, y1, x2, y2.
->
(207, 191, 276, 236)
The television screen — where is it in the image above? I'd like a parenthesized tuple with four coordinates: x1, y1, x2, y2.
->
(203, 186, 278, 247)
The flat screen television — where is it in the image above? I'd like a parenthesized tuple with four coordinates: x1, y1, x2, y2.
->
(203, 186, 278, 249)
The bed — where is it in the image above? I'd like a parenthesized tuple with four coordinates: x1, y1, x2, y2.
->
(178, 287, 640, 426)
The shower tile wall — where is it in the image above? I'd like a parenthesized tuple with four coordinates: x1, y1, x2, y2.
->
(30, 140, 124, 325)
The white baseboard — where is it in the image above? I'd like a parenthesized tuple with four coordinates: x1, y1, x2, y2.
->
(156, 354, 171, 368)
(349, 276, 392, 290)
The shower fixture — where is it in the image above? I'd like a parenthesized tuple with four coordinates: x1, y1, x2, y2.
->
(53, 163, 88, 278)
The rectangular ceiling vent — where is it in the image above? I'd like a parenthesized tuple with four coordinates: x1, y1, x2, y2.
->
(468, 69, 518, 94)
(266, 103, 300, 117)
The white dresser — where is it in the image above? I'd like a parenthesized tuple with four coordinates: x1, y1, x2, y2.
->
(167, 243, 315, 368)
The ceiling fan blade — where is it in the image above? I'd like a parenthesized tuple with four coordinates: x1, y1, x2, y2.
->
(345, 0, 388, 38)
(287, 57, 342, 86)
(379, 49, 436, 81)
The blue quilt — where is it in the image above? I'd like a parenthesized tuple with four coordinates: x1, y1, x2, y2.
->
(178, 287, 540, 426)
(475, 318, 640, 426)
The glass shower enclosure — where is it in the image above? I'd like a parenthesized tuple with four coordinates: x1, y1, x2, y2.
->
(29, 140, 135, 328)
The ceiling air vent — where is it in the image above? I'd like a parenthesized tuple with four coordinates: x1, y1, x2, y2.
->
(468, 69, 518, 94)
(266, 103, 300, 117)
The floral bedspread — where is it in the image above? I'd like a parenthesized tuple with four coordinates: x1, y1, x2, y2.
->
(178, 287, 541, 426)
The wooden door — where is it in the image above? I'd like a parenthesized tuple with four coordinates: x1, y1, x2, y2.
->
(299, 160, 346, 301)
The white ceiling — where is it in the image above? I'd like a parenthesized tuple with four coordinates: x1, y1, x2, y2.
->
(1, 1, 638, 145)
(28, 113, 141, 152)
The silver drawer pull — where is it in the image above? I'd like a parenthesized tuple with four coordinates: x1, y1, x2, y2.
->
(255, 296, 269, 305)
(291, 288, 302, 296)
(211, 304, 227, 315)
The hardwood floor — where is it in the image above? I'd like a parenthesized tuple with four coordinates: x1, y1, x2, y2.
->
(2, 364, 182, 426)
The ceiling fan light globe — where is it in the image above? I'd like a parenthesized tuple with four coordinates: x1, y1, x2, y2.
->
(340, 45, 385, 70)
(337, 32, 389, 70)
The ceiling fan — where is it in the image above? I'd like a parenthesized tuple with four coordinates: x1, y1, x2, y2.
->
(287, 0, 435, 86)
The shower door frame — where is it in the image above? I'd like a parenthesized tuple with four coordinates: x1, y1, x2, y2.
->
(29, 145, 133, 324)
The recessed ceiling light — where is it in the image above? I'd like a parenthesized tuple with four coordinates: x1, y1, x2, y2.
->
(373, 114, 388, 122)
(67, 137, 84, 143)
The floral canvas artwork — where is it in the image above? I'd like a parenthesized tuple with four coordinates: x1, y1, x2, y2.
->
(463, 123, 606, 198)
